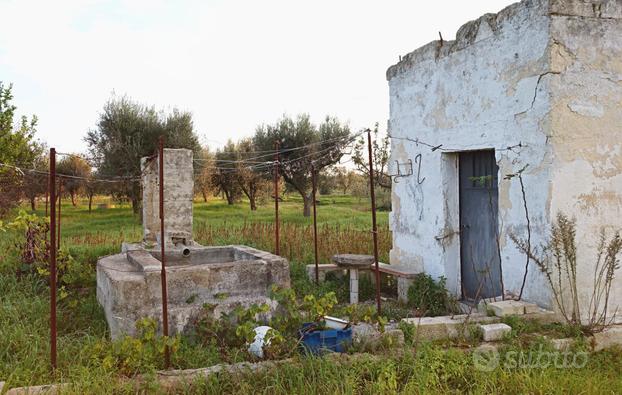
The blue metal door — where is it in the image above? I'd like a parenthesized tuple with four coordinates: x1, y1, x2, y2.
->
(459, 150, 502, 301)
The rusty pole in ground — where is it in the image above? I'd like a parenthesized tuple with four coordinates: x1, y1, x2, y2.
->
(49, 148, 57, 370)
(366, 129, 382, 314)
(45, 180, 48, 217)
(311, 163, 319, 284)
(274, 140, 280, 256)
(158, 136, 171, 368)
(57, 179, 62, 250)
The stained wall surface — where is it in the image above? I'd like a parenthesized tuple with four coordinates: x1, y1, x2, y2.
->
(141, 149, 194, 246)
(387, 0, 621, 316)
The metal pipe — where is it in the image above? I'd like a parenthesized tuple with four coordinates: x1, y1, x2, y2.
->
(158, 136, 171, 368)
(311, 164, 319, 284)
(49, 148, 57, 370)
(274, 140, 280, 256)
(45, 181, 48, 217)
(367, 129, 382, 315)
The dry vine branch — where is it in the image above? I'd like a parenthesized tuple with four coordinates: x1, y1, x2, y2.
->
(512, 212, 622, 332)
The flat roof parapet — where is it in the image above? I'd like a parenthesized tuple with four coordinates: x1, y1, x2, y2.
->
(386, 0, 622, 81)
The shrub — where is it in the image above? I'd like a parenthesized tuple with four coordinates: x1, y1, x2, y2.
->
(512, 212, 622, 332)
(4, 210, 91, 297)
(407, 274, 455, 316)
(88, 318, 180, 376)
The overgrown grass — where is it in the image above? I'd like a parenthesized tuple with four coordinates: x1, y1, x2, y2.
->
(2, 195, 622, 393)
(0, 194, 390, 388)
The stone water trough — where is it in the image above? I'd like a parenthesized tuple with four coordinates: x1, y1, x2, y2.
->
(97, 149, 290, 339)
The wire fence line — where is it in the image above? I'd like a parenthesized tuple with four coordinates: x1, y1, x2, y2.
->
(0, 131, 362, 183)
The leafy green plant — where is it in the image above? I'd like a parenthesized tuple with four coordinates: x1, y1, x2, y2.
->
(88, 318, 180, 376)
(5, 210, 90, 298)
(5, 210, 49, 273)
(407, 274, 456, 316)
(192, 302, 270, 352)
(270, 285, 338, 334)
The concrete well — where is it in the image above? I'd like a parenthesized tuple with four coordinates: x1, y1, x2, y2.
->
(97, 245, 290, 339)
(96, 148, 290, 339)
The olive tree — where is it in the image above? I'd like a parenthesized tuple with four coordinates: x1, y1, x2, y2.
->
(85, 95, 200, 214)
(253, 114, 350, 217)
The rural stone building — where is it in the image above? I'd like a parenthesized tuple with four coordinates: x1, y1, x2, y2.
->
(386, 0, 622, 318)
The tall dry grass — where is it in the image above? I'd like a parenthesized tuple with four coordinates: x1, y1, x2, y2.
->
(194, 221, 391, 264)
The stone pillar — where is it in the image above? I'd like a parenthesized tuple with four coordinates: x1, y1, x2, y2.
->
(350, 269, 359, 304)
(397, 277, 414, 303)
(141, 149, 194, 248)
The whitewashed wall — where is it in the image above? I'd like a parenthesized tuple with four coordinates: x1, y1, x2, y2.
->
(548, 0, 622, 320)
(387, 0, 621, 313)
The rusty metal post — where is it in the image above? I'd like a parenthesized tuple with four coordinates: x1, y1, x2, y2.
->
(57, 179, 61, 250)
(158, 136, 171, 368)
(49, 148, 57, 370)
(274, 141, 280, 256)
(311, 164, 319, 284)
(367, 129, 381, 314)
(45, 181, 48, 217)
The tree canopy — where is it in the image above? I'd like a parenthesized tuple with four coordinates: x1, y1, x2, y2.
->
(0, 82, 43, 214)
(253, 114, 350, 216)
(57, 155, 92, 206)
(85, 95, 201, 212)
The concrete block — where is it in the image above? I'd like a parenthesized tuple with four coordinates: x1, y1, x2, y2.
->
(523, 303, 540, 314)
(352, 322, 380, 341)
(522, 309, 560, 324)
(351, 323, 404, 348)
(488, 300, 539, 317)
(551, 338, 574, 351)
(381, 329, 405, 347)
(592, 326, 622, 351)
(479, 323, 512, 341)
(402, 313, 500, 341)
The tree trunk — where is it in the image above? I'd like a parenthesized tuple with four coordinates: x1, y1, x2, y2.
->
(201, 189, 208, 203)
(70, 191, 77, 206)
(88, 194, 93, 213)
(224, 190, 235, 205)
(131, 196, 140, 214)
(249, 194, 257, 211)
(30, 197, 36, 211)
(302, 193, 312, 217)
(131, 182, 141, 214)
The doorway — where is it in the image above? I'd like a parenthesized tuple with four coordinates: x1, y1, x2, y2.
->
(459, 150, 502, 301)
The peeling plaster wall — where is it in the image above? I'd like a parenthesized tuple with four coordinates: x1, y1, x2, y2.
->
(548, 1, 622, 320)
(388, 0, 556, 306)
(388, 0, 622, 314)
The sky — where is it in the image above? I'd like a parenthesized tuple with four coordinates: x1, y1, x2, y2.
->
(0, 0, 516, 154)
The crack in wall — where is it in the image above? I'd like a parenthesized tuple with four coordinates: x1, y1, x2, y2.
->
(515, 71, 561, 117)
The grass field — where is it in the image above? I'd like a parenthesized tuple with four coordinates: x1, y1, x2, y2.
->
(0, 194, 392, 389)
(1, 195, 622, 393)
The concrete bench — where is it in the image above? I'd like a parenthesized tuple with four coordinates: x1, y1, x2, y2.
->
(376, 262, 420, 303)
(305, 264, 345, 283)
(306, 261, 422, 303)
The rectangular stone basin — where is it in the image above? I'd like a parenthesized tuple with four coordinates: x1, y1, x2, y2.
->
(97, 245, 290, 339)
(139, 246, 263, 269)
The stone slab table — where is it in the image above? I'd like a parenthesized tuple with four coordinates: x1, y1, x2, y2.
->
(332, 254, 374, 304)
